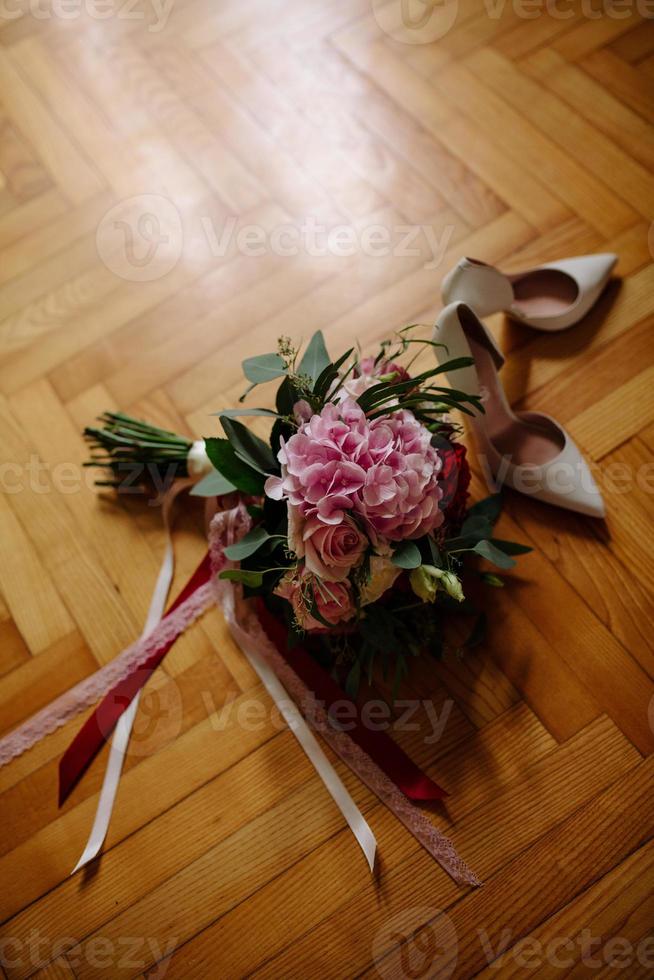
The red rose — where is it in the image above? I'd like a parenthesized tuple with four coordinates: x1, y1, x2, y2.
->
(439, 441, 471, 533)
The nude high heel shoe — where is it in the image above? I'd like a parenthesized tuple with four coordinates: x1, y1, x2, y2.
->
(434, 303, 605, 518)
(441, 253, 617, 331)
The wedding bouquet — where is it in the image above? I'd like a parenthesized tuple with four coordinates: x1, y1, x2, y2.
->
(0, 327, 534, 888)
(86, 328, 529, 698)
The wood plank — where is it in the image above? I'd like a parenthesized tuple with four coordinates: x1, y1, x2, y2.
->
(0, 9, 652, 976)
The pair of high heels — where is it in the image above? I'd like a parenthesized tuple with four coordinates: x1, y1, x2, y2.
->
(434, 253, 617, 518)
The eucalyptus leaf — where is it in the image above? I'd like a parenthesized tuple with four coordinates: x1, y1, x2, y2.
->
(189, 469, 236, 498)
(391, 540, 422, 569)
(490, 538, 533, 556)
(467, 493, 503, 525)
(430, 433, 454, 451)
(472, 539, 516, 569)
(224, 526, 272, 560)
(459, 513, 494, 543)
(298, 330, 331, 383)
(242, 352, 288, 385)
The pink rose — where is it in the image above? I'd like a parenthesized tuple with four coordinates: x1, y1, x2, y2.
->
(359, 357, 410, 383)
(303, 515, 367, 582)
(275, 568, 355, 631)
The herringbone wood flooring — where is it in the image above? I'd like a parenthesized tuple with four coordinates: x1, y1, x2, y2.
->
(1, 1, 653, 977)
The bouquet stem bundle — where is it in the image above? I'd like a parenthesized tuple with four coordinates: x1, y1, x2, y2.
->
(84, 412, 193, 487)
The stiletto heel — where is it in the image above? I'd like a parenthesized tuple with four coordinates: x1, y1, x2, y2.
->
(441, 253, 617, 331)
(434, 303, 605, 517)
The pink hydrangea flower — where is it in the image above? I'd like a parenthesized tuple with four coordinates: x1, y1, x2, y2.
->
(275, 567, 355, 631)
(265, 398, 444, 540)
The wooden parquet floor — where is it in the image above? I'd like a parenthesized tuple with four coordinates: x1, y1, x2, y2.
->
(1, 1, 654, 977)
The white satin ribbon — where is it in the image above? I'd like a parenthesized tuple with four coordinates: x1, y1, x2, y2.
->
(72, 488, 376, 874)
(218, 581, 377, 872)
(71, 480, 191, 874)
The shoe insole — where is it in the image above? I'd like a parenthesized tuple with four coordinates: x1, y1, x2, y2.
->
(470, 334, 564, 468)
(511, 269, 579, 318)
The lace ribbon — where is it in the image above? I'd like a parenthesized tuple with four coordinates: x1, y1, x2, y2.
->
(0, 577, 213, 768)
(0, 499, 479, 887)
(208, 507, 480, 888)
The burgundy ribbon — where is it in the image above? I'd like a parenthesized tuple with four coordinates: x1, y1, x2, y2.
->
(59, 553, 446, 807)
(58, 553, 212, 806)
(255, 600, 447, 801)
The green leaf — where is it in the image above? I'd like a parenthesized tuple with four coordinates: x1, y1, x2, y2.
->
(219, 568, 264, 587)
(428, 537, 442, 567)
(242, 353, 288, 385)
(275, 375, 296, 416)
(481, 573, 504, 588)
(314, 347, 354, 399)
(190, 469, 236, 497)
(490, 538, 533, 556)
(204, 438, 265, 495)
(472, 539, 516, 569)
(220, 417, 276, 474)
(298, 330, 330, 383)
(344, 659, 361, 699)
(224, 526, 272, 561)
(357, 359, 475, 411)
(430, 433, 454, 452)
(217, 408, 278, 419)
(467, 493, 503, 526)
(391, 541, 422, 569)
(458, 513, 494, 544)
